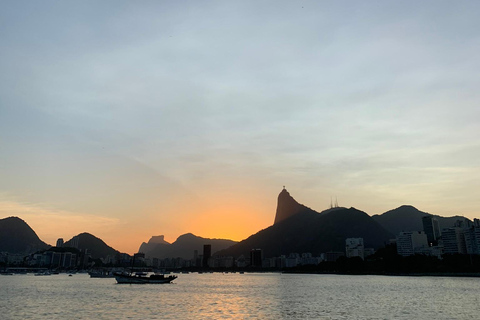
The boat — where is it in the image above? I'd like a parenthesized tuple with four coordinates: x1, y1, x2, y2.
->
(114, 272, 177, 284)
(89, 270, 115, 278)
(113, 253, 177, 284)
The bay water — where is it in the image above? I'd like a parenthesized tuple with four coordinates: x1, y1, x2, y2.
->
(1, 272, 479, 319)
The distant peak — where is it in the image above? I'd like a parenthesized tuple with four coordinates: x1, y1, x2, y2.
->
(77, 232, 94, 237)
(398, 205, 416, 209)
(148, 235, 170, 245)
(3, 216, 23, 221)
(1, 216, 28, 225)
(176, 233, 198, 240)
(273, 188, 308, 225)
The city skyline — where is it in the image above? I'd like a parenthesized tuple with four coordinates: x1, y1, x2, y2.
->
(1, 1, 480, 253)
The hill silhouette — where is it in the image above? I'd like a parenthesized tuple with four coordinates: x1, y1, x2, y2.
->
(216, 190, 393, 258)
(274, 188, 310, 224)
(64, 232, 119, 260)
(372, 205, 469, 235)
(0, 216, 50, 254)
(139, 233, 237, 260)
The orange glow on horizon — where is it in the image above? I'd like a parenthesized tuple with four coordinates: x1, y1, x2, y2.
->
(22, 194, 274, 254)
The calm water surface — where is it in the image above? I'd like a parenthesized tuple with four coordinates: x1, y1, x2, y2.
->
(0, 273, 479, 319)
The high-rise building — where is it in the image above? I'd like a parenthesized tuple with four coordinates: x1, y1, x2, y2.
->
(396, 231, 428, 256)
(56, 238, 64, 247)
(203, 244, 211, 268)
(461, 220, 480, 255)
(193, 250, 198, 267)
(422, 216, 441, 245)
(464, 227, 480, 255)
(345, 238, 365, 259)
(441, 227, 467, 254)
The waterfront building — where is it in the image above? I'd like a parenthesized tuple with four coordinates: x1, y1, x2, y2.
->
(346, 238, 365, 259)
(299, 253, 321, 266)
(396, 231, 428, 256)
(51, 252, 61, 266)
(250, 249, 263, 267)
(62, 252, 77, 268)
(364, 248, 375, 258)
(463, 221, 480, 255)
(324, 251, 345, 262)
(1, 253, 24, 265)
(203, 244, 212, 267)
(213, 256, 234, 268)
(422, 216, 441, 245)
(275, 255, 287, 269)
(235, 255, 247, 268)
(193, 250, 198, 266)
(262, 257, 276, 268)
(441, 227, 467, 254)
(285, 253, 300, 268)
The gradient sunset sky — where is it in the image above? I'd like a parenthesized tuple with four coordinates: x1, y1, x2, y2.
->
(1, 1, 480, 253)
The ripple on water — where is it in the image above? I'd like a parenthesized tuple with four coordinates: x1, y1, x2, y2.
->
(1, 273, 480, 319)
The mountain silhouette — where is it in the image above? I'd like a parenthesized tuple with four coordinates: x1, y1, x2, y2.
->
(274, 188, 310, 224)
(138, 235, 170, 257)
(64, 232, 119, 260)
(0, 216, 50, 254)
(216, 189, 393, 258)
(372, 205, 469, 235)
(139, 233, 237, 260)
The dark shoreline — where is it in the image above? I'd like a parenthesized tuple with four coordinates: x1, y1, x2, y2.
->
(282, 270, 480, 277)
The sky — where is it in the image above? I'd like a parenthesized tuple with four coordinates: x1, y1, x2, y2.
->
(1, 1, 480, 254)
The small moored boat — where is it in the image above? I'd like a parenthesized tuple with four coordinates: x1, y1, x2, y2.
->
(114, 253, 177, 284)
(114, 272, 177, 284)
(89, 270, 115, 278)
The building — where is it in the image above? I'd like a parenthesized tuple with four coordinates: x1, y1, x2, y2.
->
(396, 231, 429, 256)
(30, 250, 78, 268)
(422, 216, 441, 245)
(213, 256, 234, 268)
(364, 248, 375, 258)
(275, 255, 287, 269)
(464, 219, 480, 255)
(1, 253, 24, 265)
(285, 253, 300, 268)
(250, 249, 263, 267)
(345, 238, 365, 259)
(262, 257, 276, 268)
(236, 255, 247, 268)
(324, 252, 345, 262)
(202, 244, 211, 268)
(56, 238, 64, 247)
(441, 227, 467, 255)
